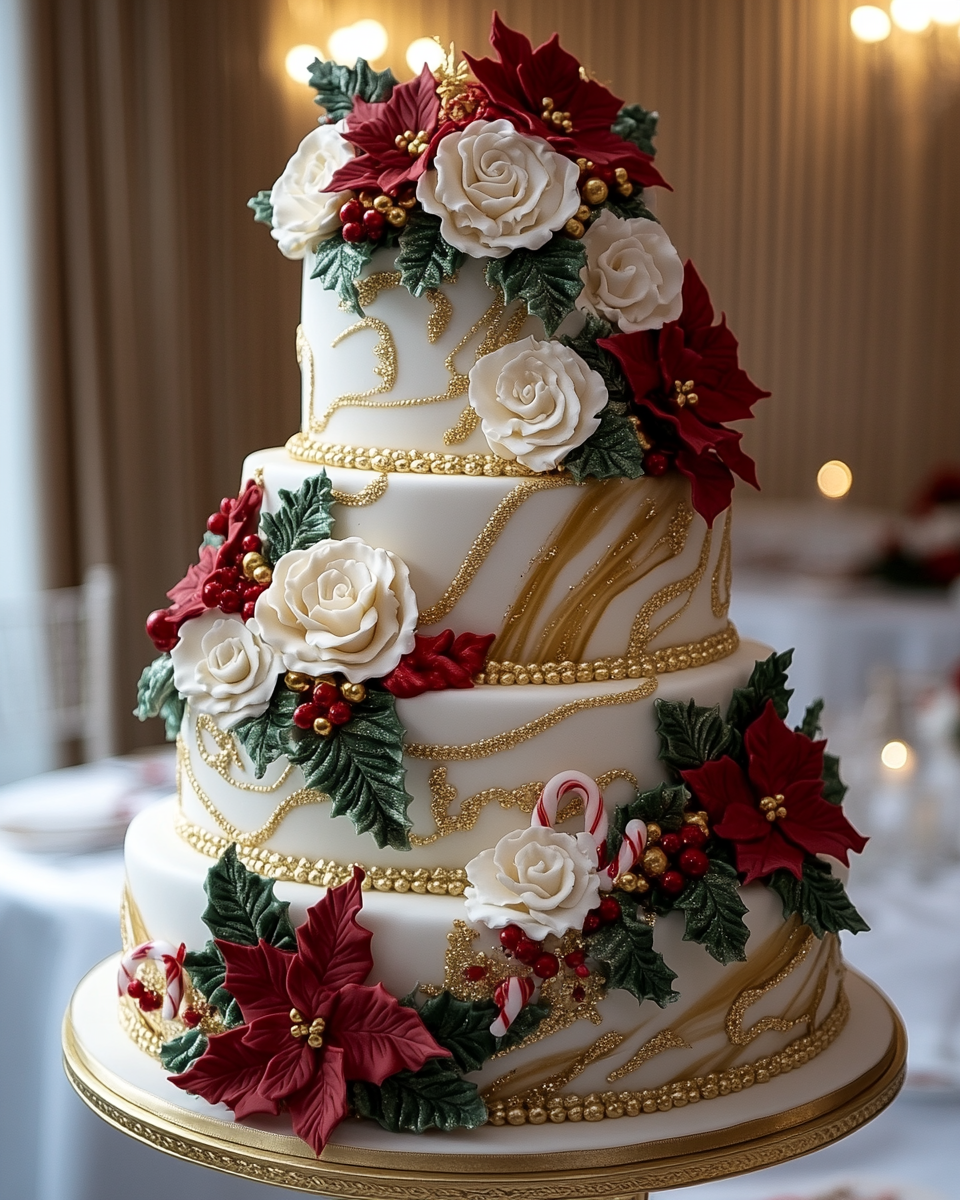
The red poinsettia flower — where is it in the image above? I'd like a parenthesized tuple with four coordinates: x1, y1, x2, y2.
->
(382, 630, 495, 699)
(326, 65, 442, 198)
(680, 701, 867, 885)
(462, 13, 667, 188)
(599, 262, 769, 526)
(171, 869, 447, 1154)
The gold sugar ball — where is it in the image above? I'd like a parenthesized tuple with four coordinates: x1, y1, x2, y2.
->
(386, 206, 408, 227)
(582, 177, 609, 205)
(340, 681, 367, 704)
(614, 168, 629, 185)
(252, 564, 273, 585)
(617, 873, 639, 892)
(397, 192, 418, 209)
(634, 876, 650, 893)
(575, 204, 591, 223)
(642, 846, 668, 877)
(358, 190, 377, 208)
(313, 716, 333, 737)
(284, 671, 313, 693)
(617, 181, 634, 197)
(645, 822, 662, 844)
(373, 194, 392, 212)
(564, 217, 585, 239)
(241, 551, 265, 579)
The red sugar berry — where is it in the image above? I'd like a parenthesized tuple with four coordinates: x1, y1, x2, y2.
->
(572, 985, 586, 1002)
(219, 497, 233, 516)
(126, 979, 146, 999)
(598, 895, 621, 923)
(219, 589, 241, 613)
(146, 609, 177, 648)
(514, 938, 542, 966)
(206, 511, 228, 536)
(499, 925, 523, 951)
(574, 964, 591, 978)
(339, 198, 362, 225)
(464, 964, 487, 982)
(326, 700, 352, 726)
(241, 534, 261, 554)
(241, 601, 256, 621)
(363, 208, 386, 238)
(564, 950, 586, 968)
(644, 451, 669, 476)
(660, 869, 686, 897)
(534, 953, 559, 979)
(139, 990, 163, 1013)
(201, 581, 223, 607)
(341, 221, 365, 244)
(678, 847, 710, 878)
(681, 823, 708, 849)
(313, 682, 340, 706)
(660, 832, 683, 857)
(181, 1009, 202, 1028)
(293, 703, 321, 730)
(582, 912, 602, 936)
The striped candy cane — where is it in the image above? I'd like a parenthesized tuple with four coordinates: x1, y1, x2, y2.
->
(533, 771, 608, 855)
(490, 975, 536, 1038)
(599, 819, 647, 892)
(117, 940, 187, 1021)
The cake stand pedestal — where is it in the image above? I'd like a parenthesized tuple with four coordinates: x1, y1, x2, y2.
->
(63, 956, 905, 1199)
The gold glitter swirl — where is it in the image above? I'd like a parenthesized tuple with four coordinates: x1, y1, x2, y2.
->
(285, 435, 537, 477)
(627, 524, 713, 661)
(426, 289, 453, 342)
(725, 928, 818, 1047)
(418, 476, 573, 627)
(193, 716, 295, 793)
(309, 316, 398, 432)
(404, 679, 658, 762)
(486, 1032, 627, 1103)
(354, 271, 401, 310)
(331, 473, 389, 507)
(442, 405, 480, 446)
(711, 508, 733, 619)
(606, 1028, 691, 1084)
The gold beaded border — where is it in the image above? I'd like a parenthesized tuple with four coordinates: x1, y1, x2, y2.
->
(286, 433, 538, 477)
(477, 625, 739, 686)
(487, 983, 849, 1128)
(176, 815, 468, 896)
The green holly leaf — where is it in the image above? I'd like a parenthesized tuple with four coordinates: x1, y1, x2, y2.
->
(160, 1027, 209, 1074)
(247, 190, 274, 226)
(232, 679, 297, 779)
(612, 103, 659, 158)
(414, 991, 497, 1072)
(182, 942, 243, 1028)
(587, 897, 678, 1006)
(311, 233, 374, 314)
(134, 653, 185, 741)
(486, 235, 587, 336)
(609, 784, 689, 866)
(287, 687, 412, 850)
(798, 698, 824, 740)
(602, 190, 659, 222)
(495, 1000, 550, 1052)
(674, 861, 749, 964)
(395, 211, 465, 298)
(821, 752, 848, 806)
(308, 58, 397, 122)
(559, 315, 629, 402)
(655, 697, 739, 775)
(768, 858, 869, 938)
(562, 401, 646, 483)
(260, 470, 334, 562)
(726, 649, 795, 733)
(349, 1058, 488, 1133)
(200, 844, 298, 949)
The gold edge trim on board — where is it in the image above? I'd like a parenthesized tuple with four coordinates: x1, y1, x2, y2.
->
(63, 979, 906, 1193)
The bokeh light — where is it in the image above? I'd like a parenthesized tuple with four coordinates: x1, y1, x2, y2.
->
(406, 37, 446, 75)
(328, 20, 389, 67)
(850, 5, 893, 39)
(284, 44, 322, 84)
(929, 0, 960, 22)
(890, 0, 932, 32)
(817, 460, 854, 499)
(880, 740, 912, 770)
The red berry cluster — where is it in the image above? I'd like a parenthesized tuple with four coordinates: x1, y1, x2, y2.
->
(289, 673, 365, 737)
(581, 894, 622, 935)
(643, 451, 671, 477)
(201, 518, 268, 622)
(497, 924, 562, 980)
(126, 978, 162, 1013)
(656, 824, 709, 898)
(338, 189, 415, 244)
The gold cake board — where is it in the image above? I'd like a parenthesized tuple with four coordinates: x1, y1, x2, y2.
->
(63, 955, 906, 1199)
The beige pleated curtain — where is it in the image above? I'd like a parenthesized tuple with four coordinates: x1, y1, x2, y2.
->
(28, 0, 960, 753)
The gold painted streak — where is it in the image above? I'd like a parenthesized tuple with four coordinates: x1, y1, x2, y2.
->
(286, 433, 538, 477)
(726, 929, 817, 1047)
(309, 316, 398, 432)
(178, 737, 325, 845)
(331, 473, 389, 507)
(494, 477, 690, 666)
(193, 716, 295, 794)
(410, 767, 637, 847)
(295, 324, 312, 429)
(711, 508, 733, 620)
(418, 476, 573, 627)
(404, 678, 659, 762)
(607, 1028, 692, 1084)
(489, 1033, 627, 1105)
(175, 815, 469, 896)
(63, 984, 906, 1187)
(627, 522, 713, 661)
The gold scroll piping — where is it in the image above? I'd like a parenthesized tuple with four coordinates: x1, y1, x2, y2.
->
(626, 521, 713, 661)
(711, 508, 733, 619)
(485, 1032, 626, 1105)
(726, 927, 818, 1047)
(309, 316, 398, 432)
(606, 1029, 692, 1084)
(193, 716, 295, 793)
(285, 436, 537, 477)
(331, 474, 389, 507)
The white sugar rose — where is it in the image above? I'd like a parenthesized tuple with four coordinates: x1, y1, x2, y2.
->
(269, 123, 355, 259)
(170, 612, 277, 728)
(576, 209, 683, 332)
(253, 538, 417, 683)
(468, 335, 607, 472)
(464, 826, 601, 941)
(417, 118, 580, 259)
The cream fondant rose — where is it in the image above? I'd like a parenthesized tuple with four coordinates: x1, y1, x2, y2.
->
(170, 612, 277, 728)
(416, 119, 580, 259)
(269, 123, 356, 259)
(253, 538, 417, 682)
(468, 335, 608, 471)
(464, 826, 601, 941)
(576, 210, 683, 332)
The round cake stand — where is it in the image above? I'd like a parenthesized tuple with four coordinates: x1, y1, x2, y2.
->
(63, 956, 905, 1200)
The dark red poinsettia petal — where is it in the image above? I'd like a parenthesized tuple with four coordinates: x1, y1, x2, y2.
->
(170, 1024, 274, 1111)
(288, 1044, 348, 1157)
(744, 701, 825, 799)
(680, 755, 754, 824)
(730, 824, 807, 884)
(255, 1026, 316, 1102)
(329, 982, 449, 1086)
(673, 443, 742, 528)
(166, 543, 218, 611)
(676, 261, 715, 336)
(712, 801, 770, 844)
(219, 939, 294, 1024)
(291, 867, 372, 1009)
(382, 630, 495, 698)
(779, 783, 868, 864)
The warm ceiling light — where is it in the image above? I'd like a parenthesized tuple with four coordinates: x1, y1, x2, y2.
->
(880, 739, 911, 770)
(817, 460, 853, 498)
(929, 0, 960, 21)
(850, 5, 893, 39)
(285, 43, 323, 84)
(406, 37, 446, 75)
(890, 0, 932, 31)
(328, 19, 389, 67)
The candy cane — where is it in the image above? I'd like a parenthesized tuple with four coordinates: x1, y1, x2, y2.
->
(117, 940, 186, 1021)
(490, 975, 535, 1038)
(533, 771, 608, 855)
(599, 819, 647, 892)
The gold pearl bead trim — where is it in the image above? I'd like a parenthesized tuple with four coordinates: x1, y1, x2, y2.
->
(486, 983, 849, 1127)
(176, 815, 468, 896)
(286, 433, 538, 478)
(476, 625, 739, 686)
